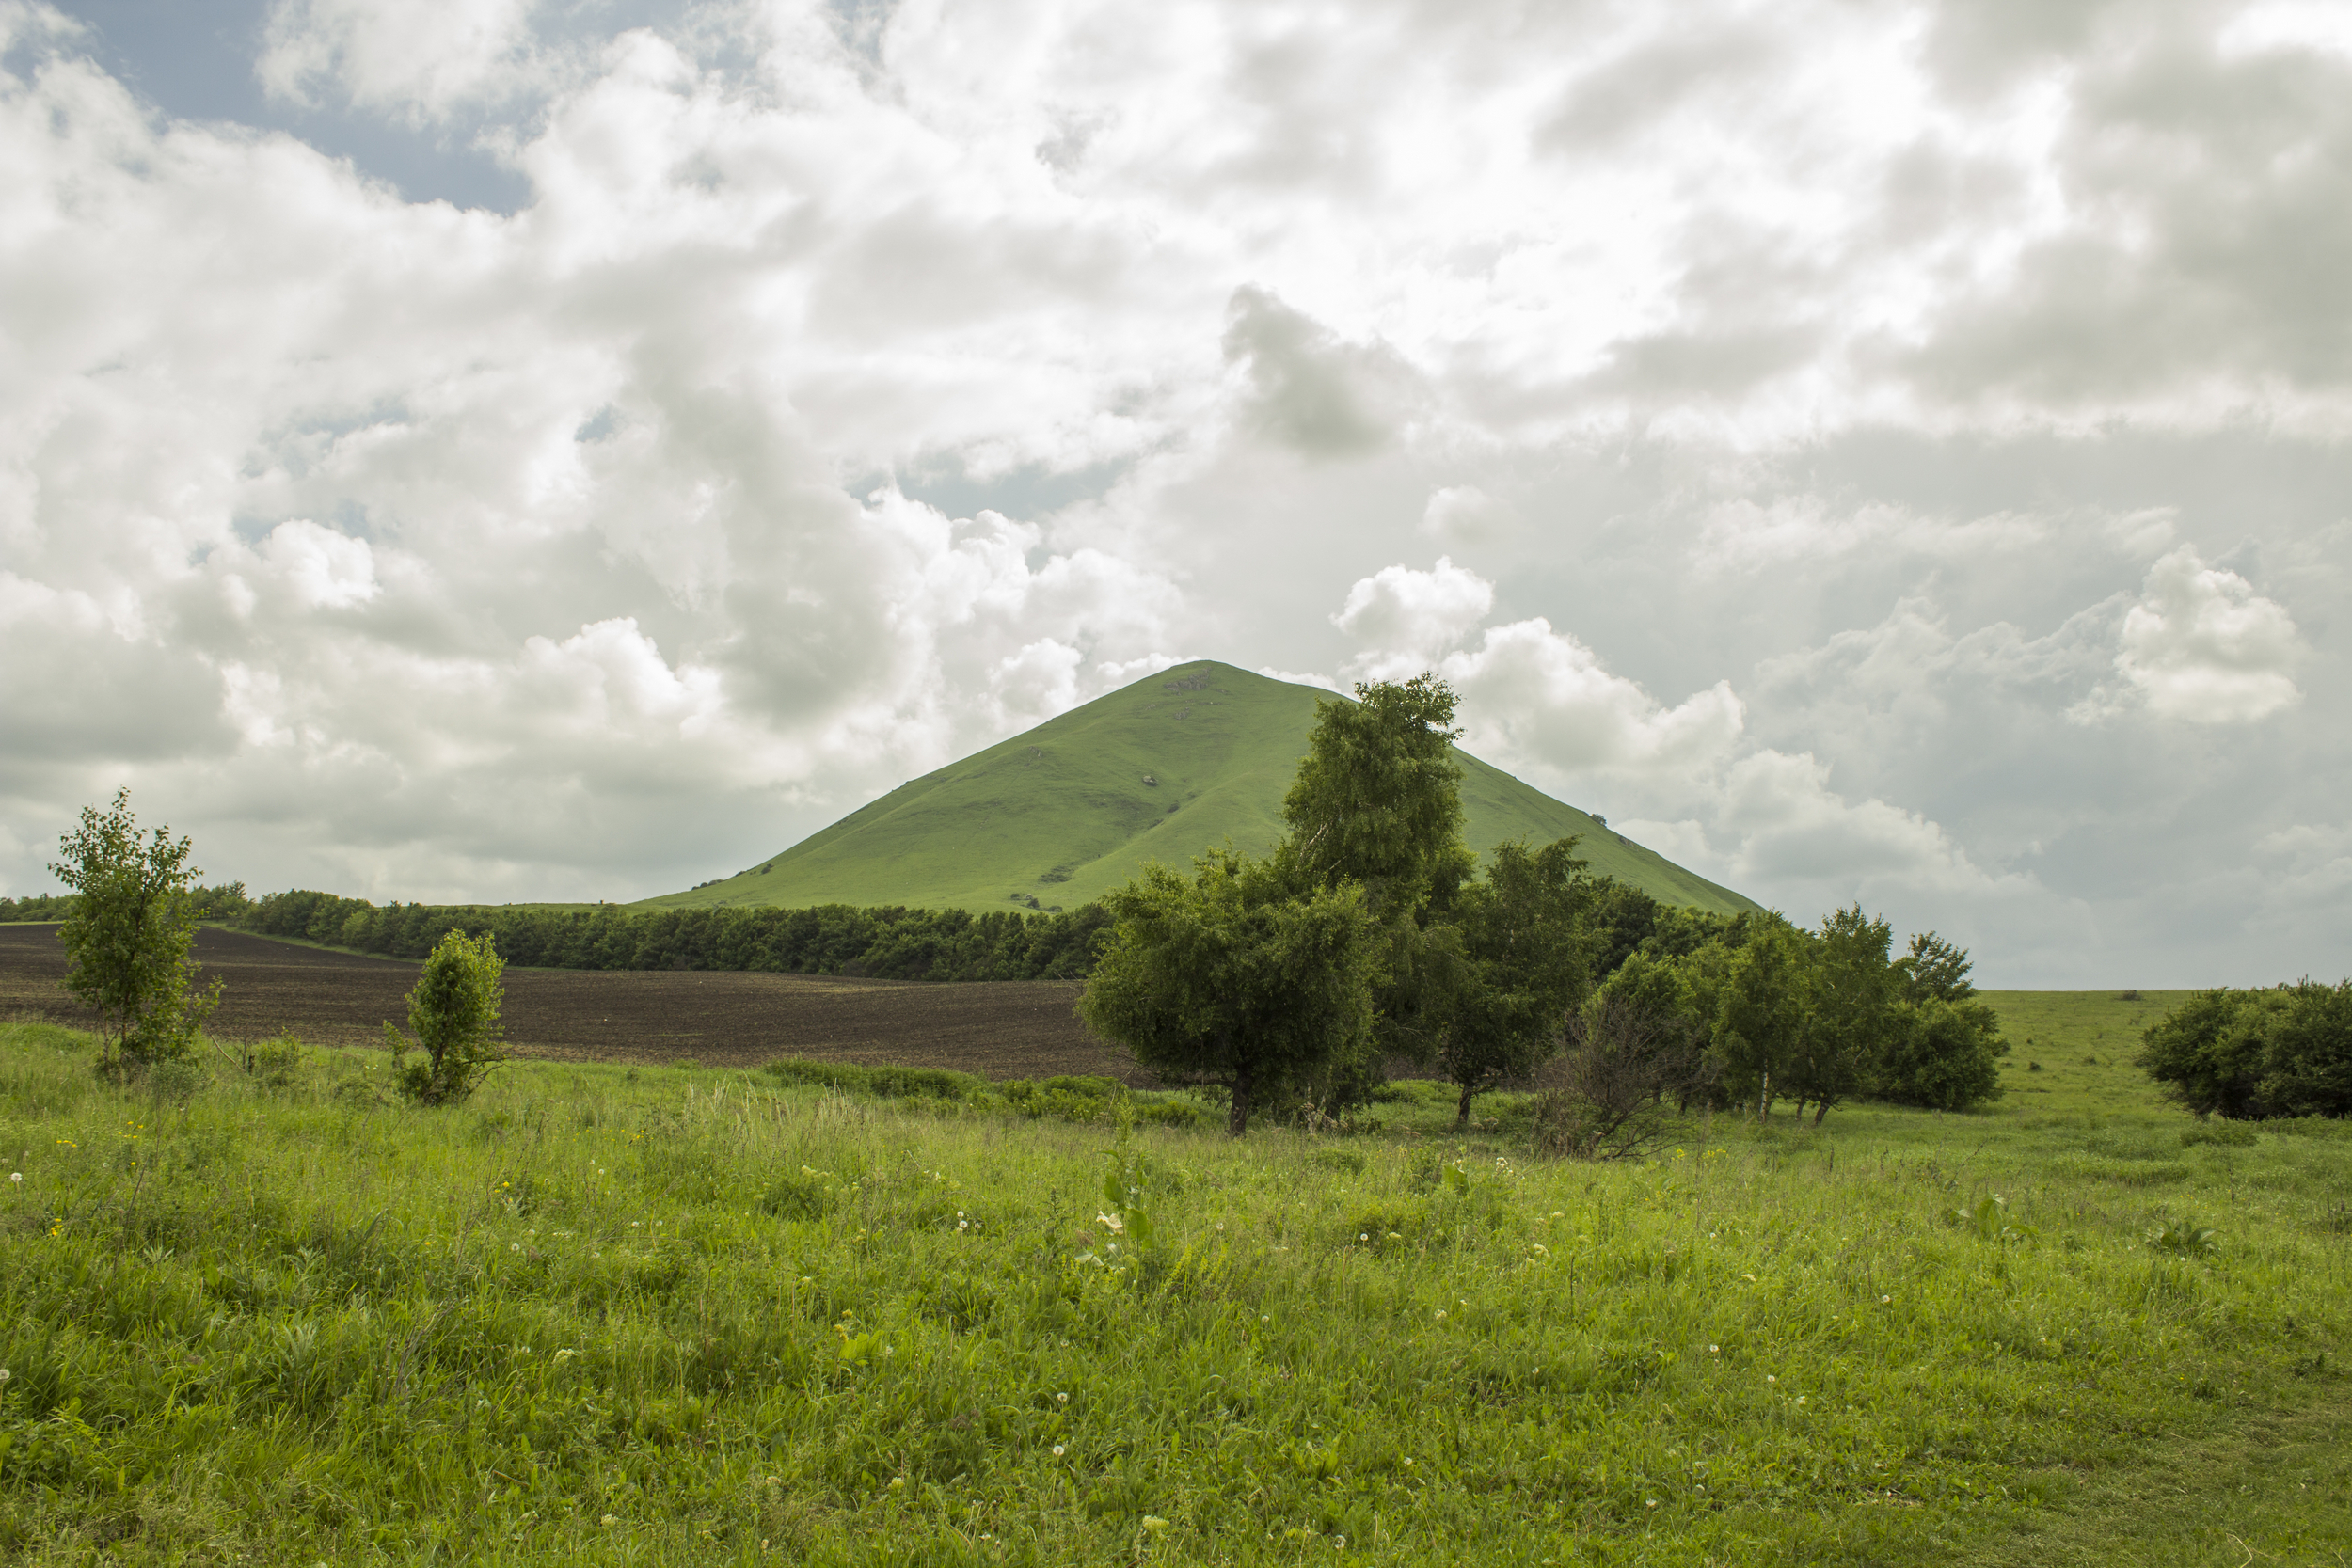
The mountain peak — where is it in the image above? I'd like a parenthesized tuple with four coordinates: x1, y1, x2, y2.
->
(642, 661, 1756, 915)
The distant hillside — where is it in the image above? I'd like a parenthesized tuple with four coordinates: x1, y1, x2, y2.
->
(640, 660, 1758, 917)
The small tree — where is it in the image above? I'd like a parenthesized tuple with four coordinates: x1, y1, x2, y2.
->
(1078, 850, 1380, 1135)
(1790, 904, 1899, 1125)
(50, 788, 220, 1075)
(1877, 996, 2008, 1112)
(1437, 837, 1594, 1127)
(1281, 673, 1474, 918)
(1710, 919, 1812, 1122)
(388, 928, 506, 1104)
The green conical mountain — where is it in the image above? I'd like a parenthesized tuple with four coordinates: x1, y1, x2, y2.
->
(640, 660, 1757, 916)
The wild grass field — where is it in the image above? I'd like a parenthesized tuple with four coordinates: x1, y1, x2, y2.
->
(2, 991, 2347, 1566)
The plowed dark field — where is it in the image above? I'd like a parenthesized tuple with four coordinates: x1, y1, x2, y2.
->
(0, 924, 1139, 1083)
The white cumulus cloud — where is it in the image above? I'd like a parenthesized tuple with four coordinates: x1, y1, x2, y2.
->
(2081, 546, 2306, 723)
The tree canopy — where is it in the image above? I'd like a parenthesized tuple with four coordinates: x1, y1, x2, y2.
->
(1077, 850, 1381, 1134)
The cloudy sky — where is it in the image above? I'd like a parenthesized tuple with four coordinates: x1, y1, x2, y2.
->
(4, 0, 2347, 984)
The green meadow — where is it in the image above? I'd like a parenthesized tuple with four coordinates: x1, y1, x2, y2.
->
(639, 662, 1755, 918)
(2, 990, 2348, 1566)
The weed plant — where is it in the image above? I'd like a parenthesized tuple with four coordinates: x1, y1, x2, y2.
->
(1, 998, 2348, 1565)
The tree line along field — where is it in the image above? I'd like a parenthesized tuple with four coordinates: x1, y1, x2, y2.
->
(1, 982, 2349, 1565)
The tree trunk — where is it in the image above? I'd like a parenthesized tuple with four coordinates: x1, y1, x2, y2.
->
(1756, 1070, 1771, 1124)
(1454, 1082, 1476, 1129)
(1229, 1054, 1253, 1137)
(1813, 1099, 1830, 1126)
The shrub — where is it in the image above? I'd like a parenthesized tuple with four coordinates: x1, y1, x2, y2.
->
(761, 1059, 986, 1101)
(1000, 1074, 1127, 1122)
(2139, 982, 2352, 1120)
(240, 1032, 306, 1089)
(387, 929, 506, 1105)
(1874, 998, 2008, 1112)
(1531, 996, 1710, 1160)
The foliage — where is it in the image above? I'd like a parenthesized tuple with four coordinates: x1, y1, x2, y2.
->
(1078, 849, 1381, 1134)
(1790, 904, 1899, 1124)
(2138, 980, 2352, 1119)
(387, 929, 506, 1105)
(1581, 875, 1663, 980)
(1606, 910, 2009, 1123)
(1875, 995, 2010, 1111)
(761, 1059, 990, 1101)
(47, 788, 222, 1074)
(239, 1031, 308, 1089)
(1281, 672, 1475, 919)
(1896, 930, 1978, 1002)
(0, 892, 81, 923)
(236, 890, 1115, 982)
(1709, 919, 1815, 1121)
(1435, 837, 1596, 1126)
(1531, 994, 1712, 1158)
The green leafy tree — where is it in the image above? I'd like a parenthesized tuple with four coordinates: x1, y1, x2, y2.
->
(1077, 850, 1380, 1135)
(1877, 996, 2009, 1112)
(1437, 837, 1594, 1127)
(1710, 918, 1813, 1122)
(1790, 905, 1899, 1125)
(1895, 931, 1976, 1002)
(49, 788, 220, 1074)
(388, 928, 507, 1104)
(1280, 673, 1475, 918)
(1583, 876, 1663, 981)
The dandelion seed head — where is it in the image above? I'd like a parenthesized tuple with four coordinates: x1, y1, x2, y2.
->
(1051, 1444, 1065, 1456)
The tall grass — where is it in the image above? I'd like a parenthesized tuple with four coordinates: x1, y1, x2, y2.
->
(0, 1014, 2346, 1564)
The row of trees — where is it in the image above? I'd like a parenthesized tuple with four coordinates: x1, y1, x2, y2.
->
(1594, 910, 2007, 1124)
(1079, 675, 2010, 1138)
(0, 883, 248, 925)
(2138, 981, 2352, 1120)
(232, 890, 1110, 982)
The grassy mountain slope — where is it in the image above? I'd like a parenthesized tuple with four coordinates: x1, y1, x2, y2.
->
(640, 660, 1758, 916)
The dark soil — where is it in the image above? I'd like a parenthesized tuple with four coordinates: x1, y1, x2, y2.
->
(0, 924, 1139, 1083)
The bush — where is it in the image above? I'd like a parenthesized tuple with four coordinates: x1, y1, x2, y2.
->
(388, 929, 506, 1105)
(1531, 996, 1711, 1160)
(760, 1059, 986, 1101)
(2139, 982, 2352, 1120)
(240, 1032, 306, 1090)
(1873, 998, 2008, 1112)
